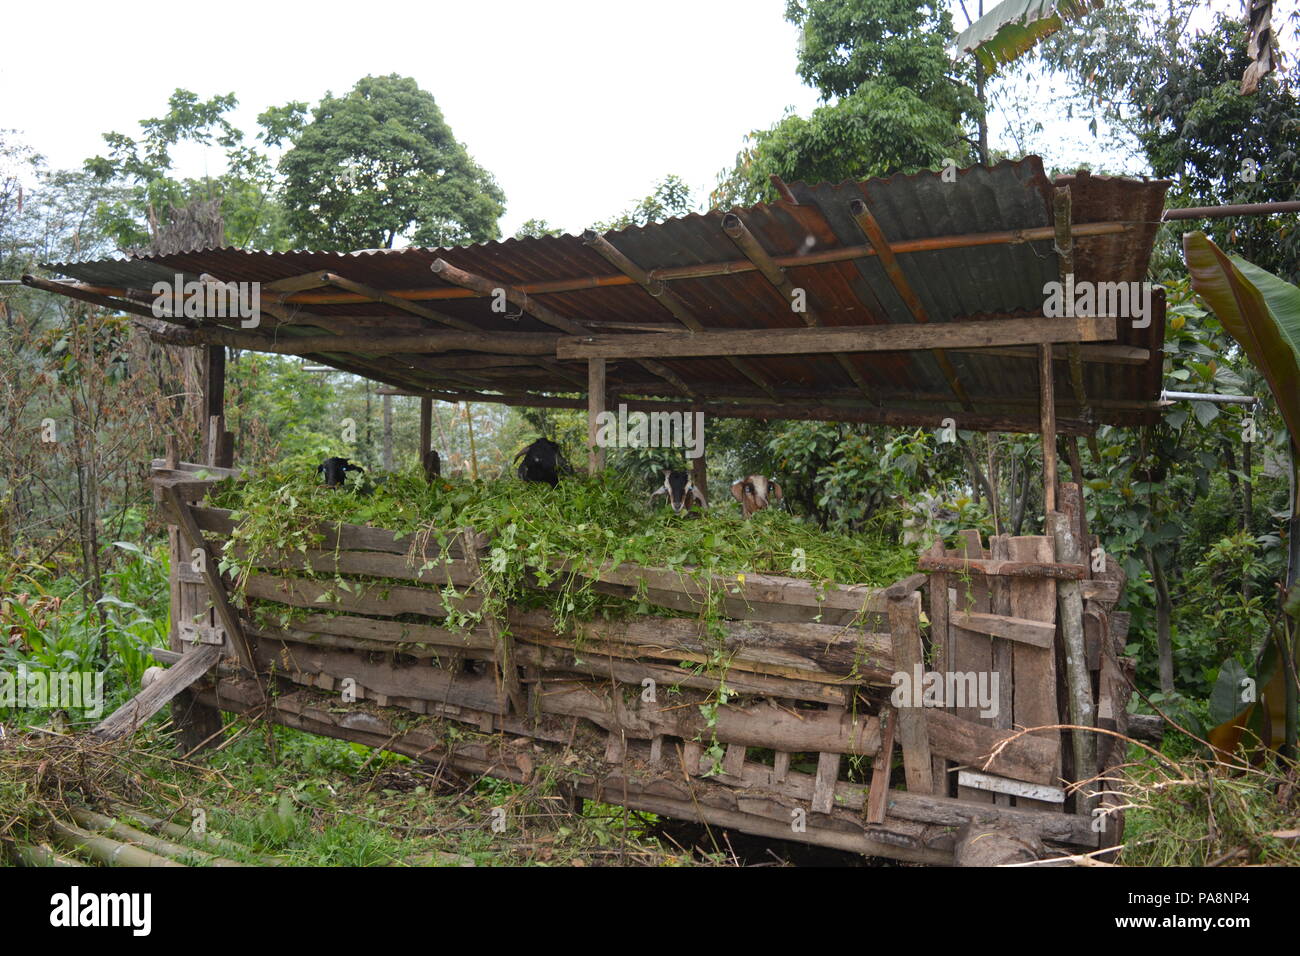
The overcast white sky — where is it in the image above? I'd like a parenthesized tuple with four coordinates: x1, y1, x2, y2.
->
(0, 0, 1278, 241)
(2, 0, 826, 237)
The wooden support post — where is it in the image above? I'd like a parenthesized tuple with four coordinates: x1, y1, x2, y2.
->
(925, 543, 951, 797)
(1009, 535, 1062, 811)
(202, 346, 233, 468)
(419, 396, 432, 466)
(1050, 486, 1098, 815)
(1065, 436, 1090, 565)
(1039, 343, 1058, 518)
(588, 358, 606, 474)
(951, 530, 992, 804)
(690, 409, 707, 503)
(382, 393, 394, 471)
(866, 704, 896, 824)
(990, 535, 1015, 807)
(887, 592, 934, 794)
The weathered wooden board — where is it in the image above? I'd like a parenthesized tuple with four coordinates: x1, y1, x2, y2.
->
(240, 571, 480, 618)
(1008, 536, 1062, 811)
(957, 770, 1066, 804)
(951, 531, 993, 804)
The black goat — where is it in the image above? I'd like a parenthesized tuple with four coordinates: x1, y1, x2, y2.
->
(423, 449, 442, 481)
(317, 456, 365, 488)
(514, 438, 571, 487)
(649, 469, 707, 514)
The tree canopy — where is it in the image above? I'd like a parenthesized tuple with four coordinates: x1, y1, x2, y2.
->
(713, 0, 979, 206)
(277, 74, 505, 251)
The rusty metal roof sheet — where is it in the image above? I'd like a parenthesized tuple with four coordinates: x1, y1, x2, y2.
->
(37, 156, 1170, 431)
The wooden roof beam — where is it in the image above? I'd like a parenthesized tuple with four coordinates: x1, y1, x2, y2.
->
(352, 387, 1096, 435)
(720, 213, 875, 402)
(321, 271, 585, 389)
(558, 316, 1116, 360)
(848, 199, 975, 411)
(429, 258, 694, 398)
(581, 230, 780, 401)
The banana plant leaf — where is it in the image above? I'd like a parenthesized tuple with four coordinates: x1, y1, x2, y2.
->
(1184, 231, 1300, 756)
(954, 0, 1104, 74)
(1183, 232, 1300, 456)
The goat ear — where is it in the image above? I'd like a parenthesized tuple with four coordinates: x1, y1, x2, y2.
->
(648, 487, 667, 501)
(770, 481, 782, 501)
(692, 487, 708, 508)
(730, 479, 745, 502)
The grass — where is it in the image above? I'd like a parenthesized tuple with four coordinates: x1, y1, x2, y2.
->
(0, 721, 699, 867)
(1116, 745, 1300, 866)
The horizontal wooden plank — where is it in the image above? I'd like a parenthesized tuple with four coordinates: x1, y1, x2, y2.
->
(177, 505, 486, 557)
(925, 709, 1060, 785)
(241, 572, 479, 618)
(949, 605, 1056, 648)
(226, 544, 476, 587)
(150, 459, 243, 479)
(946, 343, 1149, 366)
(557, 316, 1118, 360)
(588, 562, 891, 616)
(956, 770, 1067, 804)
(247, 635, 879, 756)
(917, 555, 1086, 580)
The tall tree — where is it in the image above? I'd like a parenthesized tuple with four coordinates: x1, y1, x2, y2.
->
(277, 75, 505, 250)
(713, 0, 980, 206)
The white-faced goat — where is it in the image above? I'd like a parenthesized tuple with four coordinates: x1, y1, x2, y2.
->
(515, 438, 571, 487)
(731, 475, 783, 517)
(318, 456, 365, 488)
(649, 469, 707, 514)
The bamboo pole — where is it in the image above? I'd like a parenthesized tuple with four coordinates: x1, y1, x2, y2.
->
(47, 819, 186, 867)
(129, 222, 1132, 306)
(4, 840, 87, 867)
(108, 805, 283, 865)
(68, 808, 245, 867)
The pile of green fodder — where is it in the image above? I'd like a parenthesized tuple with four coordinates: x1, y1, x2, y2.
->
(206, 464, 917, 636)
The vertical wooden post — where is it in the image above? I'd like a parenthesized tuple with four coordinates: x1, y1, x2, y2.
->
(588, 358, 606, 474)
(690, 408, 707, 503)
(1038, 343, 1057, 519)
(887, 591, 934, 794)
(174, 358, 226, 753)
(382, 393, 394, 471)
(203, 346, 232, 467)
(1051, 485, 1097, 815)
(464, 403, 479, 479)
(419, 396, 432, 467)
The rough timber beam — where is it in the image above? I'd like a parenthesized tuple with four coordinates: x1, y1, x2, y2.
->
(849, 199, 974, 410)
(557, 316, 1117, 360)
(581, 230, 780, 401)
(321, 272, 585, 389)
(429, 258, 694, 398)
(721, 212, 875, 401)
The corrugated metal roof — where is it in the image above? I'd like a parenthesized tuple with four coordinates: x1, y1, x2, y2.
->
(37, 156, 1170, 429)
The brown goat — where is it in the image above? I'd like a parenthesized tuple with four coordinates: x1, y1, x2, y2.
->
(731, 475, 782, 517)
